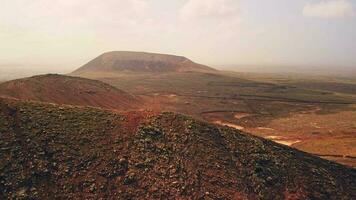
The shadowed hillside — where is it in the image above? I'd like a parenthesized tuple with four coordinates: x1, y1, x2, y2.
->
(0, 97, 354, 199)
(72, 51, 217, 74)
(0, 74, 141, 110)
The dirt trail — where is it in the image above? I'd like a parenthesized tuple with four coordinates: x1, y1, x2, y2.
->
(143, 93, 356, 105)
(214, 121, 245, 130)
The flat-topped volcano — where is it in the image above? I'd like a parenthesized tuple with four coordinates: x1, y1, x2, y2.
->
(72, 51, 217, 74)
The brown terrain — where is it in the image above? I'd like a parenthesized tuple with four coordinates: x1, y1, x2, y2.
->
(72, 51, 216, 75)
(0, 51, 355, 199)
(0, 74, 141, 111)
(0, 97, 355, 199)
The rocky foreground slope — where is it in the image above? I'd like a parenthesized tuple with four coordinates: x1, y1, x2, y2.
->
(0, 74, 140, 110)
(0, 97, 355, 199)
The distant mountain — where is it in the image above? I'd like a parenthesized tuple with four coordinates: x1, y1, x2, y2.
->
(72, 51, 217, 74)
(0, 74, 140, 110)
(0, 97, 354, 199)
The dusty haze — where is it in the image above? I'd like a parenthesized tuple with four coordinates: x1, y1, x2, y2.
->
(0, 0, 355, 79)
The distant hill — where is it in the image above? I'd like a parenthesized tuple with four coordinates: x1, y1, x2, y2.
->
(0, 74, 140, 110)
(72, 51, 217, 74)
(0, 97, 354, 199)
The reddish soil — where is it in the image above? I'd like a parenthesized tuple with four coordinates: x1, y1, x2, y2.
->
(0, 74, 142, 111)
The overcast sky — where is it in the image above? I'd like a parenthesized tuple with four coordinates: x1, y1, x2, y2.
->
(0, 0, 355, 73)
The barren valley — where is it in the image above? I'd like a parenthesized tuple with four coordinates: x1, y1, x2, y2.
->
(71, 54, 356, 168)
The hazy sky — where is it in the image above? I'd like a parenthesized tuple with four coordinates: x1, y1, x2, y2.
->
(0, 0, 355, 73)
